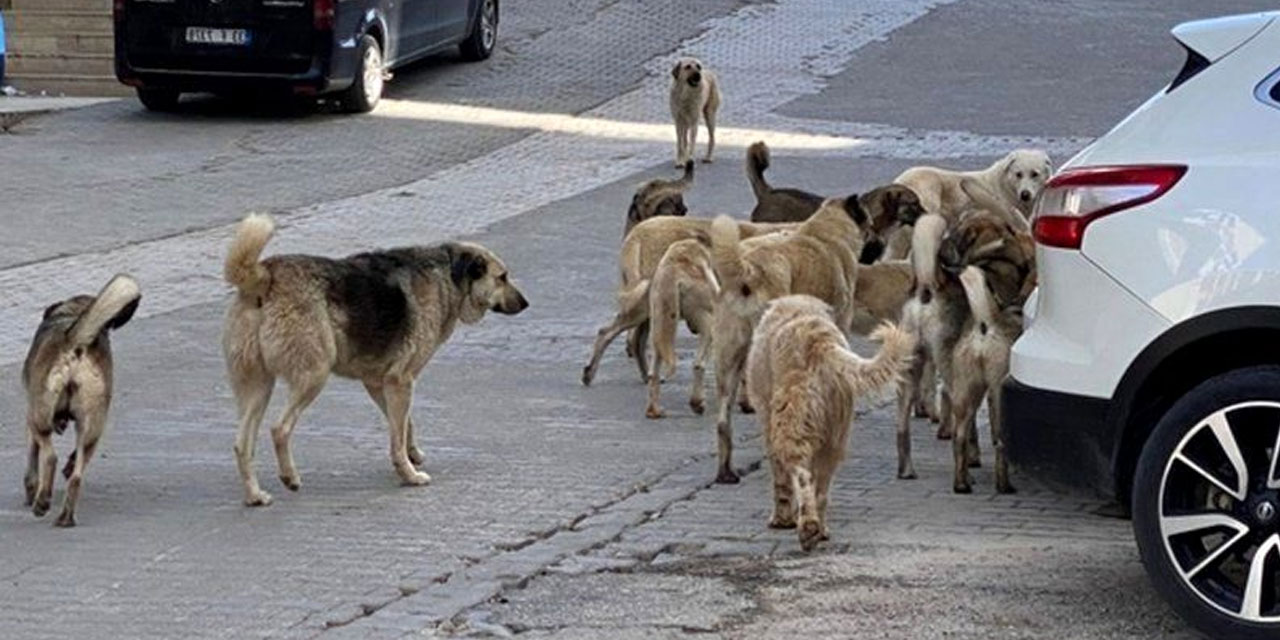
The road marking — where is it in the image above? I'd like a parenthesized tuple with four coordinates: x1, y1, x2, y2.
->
(0, 0, 1089, 365)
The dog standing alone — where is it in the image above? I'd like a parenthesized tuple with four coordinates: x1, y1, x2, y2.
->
(670, 57, 721, 167)
(23, 274, 141, 527)
(223, 214, 528, 506)
(746, 295, 913, 551)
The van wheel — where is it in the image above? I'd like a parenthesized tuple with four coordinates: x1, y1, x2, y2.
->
(137, 88, 180, 112)
(340, 35, 384, 114)
(1132, 366, 1280, 639)
(459, 0, 497, 61)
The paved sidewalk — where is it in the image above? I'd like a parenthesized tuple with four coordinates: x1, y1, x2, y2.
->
(0, 96, 117, 114)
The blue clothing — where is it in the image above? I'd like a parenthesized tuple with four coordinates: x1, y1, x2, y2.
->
(0, 11, 6, 54)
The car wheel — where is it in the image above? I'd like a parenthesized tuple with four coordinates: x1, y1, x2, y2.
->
(340, 35, 384, 114)
(459, 0, 497, 61)
(137, 87, 180, 112)
(1133, 366, 1280, 639)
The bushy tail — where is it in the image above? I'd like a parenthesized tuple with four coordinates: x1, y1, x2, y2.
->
(69, 275, 142, 348)
(224, 213, 275, 299)
(910, 213, 947, 294)
(958, 266, 996, 328)
(745, 141, 772, 202)
(709, 215, 746, 294)
(829, 322, 915, 399)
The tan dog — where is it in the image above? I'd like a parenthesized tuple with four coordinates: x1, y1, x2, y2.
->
(223, 214, 528, 506)
(23, 274, 141, 527)
(709, 195, 898, 484)
(894, 211, 1035, 483)
(670, 57, 721, 166)
(624, 160, 694, 237)
(885, 149, 1051, 259)
(849, 259, 914, 335)
(747, 295, 913, 550)
(644, 238, 720, 419)
(949, 266, 1025, 494)
(581, 216, 791, 387)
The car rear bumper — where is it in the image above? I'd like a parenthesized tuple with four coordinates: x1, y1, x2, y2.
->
(1002, 375, 1116, 500)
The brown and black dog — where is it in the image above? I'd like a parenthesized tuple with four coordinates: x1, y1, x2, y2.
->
(223, 214, 528, 506)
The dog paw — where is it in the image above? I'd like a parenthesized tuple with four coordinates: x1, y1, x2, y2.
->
(953, 482, 973, 495)
(408, 447, 426, 466)
(935, 426, 952, 440)
(798, 521, 823, 551)
(54, 511, 76, 528)
(674, 160, 688, 169)
(32, 497, 51, 517)
(280, 474, 302, 492)
(645, 405, 665, 420)
(715, 468, 741, 484)
(768, 516, 796, 529)
(700, 156, 714, 164)
(997, 481, 1018, 495)
(738, 401, 755, 415)
(401, 470, 432, 486)
(580, 367, 594, 387)
(23, 481, 36, 507)
(897, 470, 917, 480)
(967, 457, 982, 469)
(245, 490, 274, 507)
(689, 398, 706, 415)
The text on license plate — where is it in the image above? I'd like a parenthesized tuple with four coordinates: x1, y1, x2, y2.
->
(185, 27, 250, 46)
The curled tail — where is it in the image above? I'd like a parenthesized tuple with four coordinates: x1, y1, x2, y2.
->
(829, 322, 915, 399)
(958, 266, 996, 328)
(709, 215, 745, 294)
(910, 213, 948, 294)
(745, 141, 772, 202)
(69, 275, 142, 348)
(225, 213, 275, 299)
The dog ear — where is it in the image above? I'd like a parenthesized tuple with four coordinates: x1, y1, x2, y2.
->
(671, 61, 681, 79)
(842, 193, 868, 226)
(858, 238, 886, 264)
(42, 301, 63, 321)
(107, 296, 141, 331)
(450, 248, 488, 287)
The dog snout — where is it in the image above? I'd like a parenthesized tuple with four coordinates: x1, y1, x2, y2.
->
(687, 71, 702, 86)
(498, 290, 529, 315)
(1019, 190, 1033, 202)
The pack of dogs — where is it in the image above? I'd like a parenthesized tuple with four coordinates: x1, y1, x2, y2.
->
(18, 58, 1050, 553)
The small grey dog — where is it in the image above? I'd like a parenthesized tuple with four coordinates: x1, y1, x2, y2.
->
(23, 274, 141, 527)
(669, 57, 721, 167)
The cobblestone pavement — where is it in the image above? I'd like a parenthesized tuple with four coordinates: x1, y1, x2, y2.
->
(1, 1, 1271, 638)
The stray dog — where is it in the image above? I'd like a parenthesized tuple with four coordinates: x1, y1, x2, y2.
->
(670, 57, 721, 166)
(746, 141, 928, 227)
(709, 194, 912, 483)
(747, 295, 913, 550)
(645, 238, 720, 418)
(894, 211, 1035, 484)
(223, 214, 528, 506)
(949, 266, 1025, 494)
(625, 160, 694, 237)
(885, 149, 1051, 259)
(23, 274, 141, 527)
(849, 259, 914, 335)
(581, 216, 791, 387)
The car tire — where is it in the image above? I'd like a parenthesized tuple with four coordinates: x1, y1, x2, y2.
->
(339, 35, 384, 114)
(1133, 366, 1280, 639)
(137, 88, 180, 112)
(459, 0, 498, 62)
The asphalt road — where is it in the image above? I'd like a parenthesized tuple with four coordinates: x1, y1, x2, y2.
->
(1, 1, 1271, 638)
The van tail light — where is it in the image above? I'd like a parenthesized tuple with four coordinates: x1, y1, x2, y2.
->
(1032, 165, 1187, 249)
(313, 0, 335, 30)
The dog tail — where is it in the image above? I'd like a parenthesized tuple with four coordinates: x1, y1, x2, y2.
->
(829, 322, 915, 400)
(69, 274, 142, 348)
(910, 213, 948, 295)
(958, 266, 997, 329)
(960, 177, 1028, 231)
(709, 215, 746, 296)
(745, 141, 772, 202)
(225, 213, 275, 299)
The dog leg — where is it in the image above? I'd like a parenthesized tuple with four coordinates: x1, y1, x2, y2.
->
(271, 373, 326, 493)
(951, 393, 977, 494)
(701, 109, 716, 163)
(688, 331, 711, 416)
(383, 379, 431, 486)
(988, 391, 1016, 494)
(713, 340, 748, 484)
(55, 417, 101, 528)
(365, 381, 426, 466)
(789, 463, 822, 552)
(965, 409, 982, 469)
(632, 322, 650, 383)
(687, 116, 700, 167)
(674, 121, 687, 167)
(23, 434, 39, 507)
(645, 371, 665, 419)
(30, 425, 56, 518)
(767, 457, 796, 529)
(936, 386, 953, 440)
(233, 375, 275, 506)
(895, 352, 923, 480)
(582, 312, 640, 387)
(813, 455, 836, 542)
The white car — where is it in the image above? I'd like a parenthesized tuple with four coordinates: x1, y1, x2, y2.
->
(1004, 11, 1280, 639)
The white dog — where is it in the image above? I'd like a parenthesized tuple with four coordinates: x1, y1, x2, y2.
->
(669, 57, 721, 167)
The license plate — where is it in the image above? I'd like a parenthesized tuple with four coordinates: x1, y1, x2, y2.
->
(185, 27, 251, 46)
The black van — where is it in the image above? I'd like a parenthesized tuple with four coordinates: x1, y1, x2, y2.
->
(113, 0, 497, 113)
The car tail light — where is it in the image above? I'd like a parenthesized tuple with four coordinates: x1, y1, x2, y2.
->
(313, 0, 335, 30)
(1032, 165, 1187, 249)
